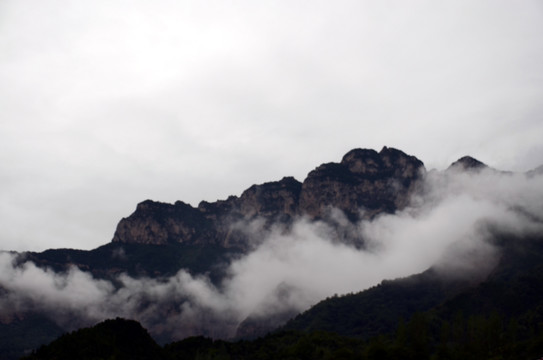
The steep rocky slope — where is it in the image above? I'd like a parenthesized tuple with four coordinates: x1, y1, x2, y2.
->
(299, 147, 424, 220)
(112, 147, 425, 248)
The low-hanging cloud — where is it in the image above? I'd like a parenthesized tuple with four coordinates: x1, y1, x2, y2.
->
(0, 168, 542, 341)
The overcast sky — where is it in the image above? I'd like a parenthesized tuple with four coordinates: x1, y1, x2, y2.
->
(1, 1, 543, 252)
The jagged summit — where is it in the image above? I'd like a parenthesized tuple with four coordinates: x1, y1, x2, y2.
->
(112, 199, 216, 245)
(340, 148, 381, 174)
(340, 147, 422, 175)
(112, 147, 426, 246)
(299, 146, 425, 220)
(448, 156, 487, 171)
(113, 147, 528, 248)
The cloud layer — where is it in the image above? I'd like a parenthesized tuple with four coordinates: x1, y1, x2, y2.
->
(1, 168, 542, 341)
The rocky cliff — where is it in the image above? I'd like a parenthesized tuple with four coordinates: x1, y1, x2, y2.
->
(112, 147, 426, 247)
(112, 200, 217, 245)
(298, 147, 425, 220)
(112, 177, 303, 248)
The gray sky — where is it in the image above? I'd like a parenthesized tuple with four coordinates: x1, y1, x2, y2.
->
(1, 0, 543, 251)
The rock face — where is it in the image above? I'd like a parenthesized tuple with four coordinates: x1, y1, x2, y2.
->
(112, 200, 218, 245)
(299, 147, 425, 220)
(112, 147, 426, 247)
(198, 176, 302, 223)
(113, 177, 303, 248)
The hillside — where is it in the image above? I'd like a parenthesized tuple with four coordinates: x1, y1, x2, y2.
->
(22, 318, 168, 360)
(283, 231, 543, 336)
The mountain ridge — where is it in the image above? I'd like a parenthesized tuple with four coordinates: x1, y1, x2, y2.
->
(111, 147, 426, 248)
(2, 146, 542, 360)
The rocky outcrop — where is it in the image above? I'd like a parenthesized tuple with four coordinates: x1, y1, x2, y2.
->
(112, 200, 218, 245)
(113, 177, 303, 247)
(298, 147, 425, 220)
(197, 177, 303, 248)
(198, 176, 302, 223)
(235, 176, 302, 220)
(112, 147, 426, 246)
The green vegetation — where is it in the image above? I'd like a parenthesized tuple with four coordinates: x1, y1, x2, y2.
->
(22, 318, 168, 360)
(21, 313, 543, 360)
(283, 269, 459, 338)
(161, 309, 543, 360)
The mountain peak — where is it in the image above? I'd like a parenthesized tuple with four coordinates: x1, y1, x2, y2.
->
(339, 147, 423, 176)
(340, 148, 380, 174)
(23, 318, 167, 360)
(299, 147, 425, 220)
(112, 147, 427, 246)
(448, 156, 487, 171)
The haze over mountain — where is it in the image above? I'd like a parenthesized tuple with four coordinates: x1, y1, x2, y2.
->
(1, 147, 542, 359)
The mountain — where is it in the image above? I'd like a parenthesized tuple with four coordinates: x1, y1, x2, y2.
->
(22, 318, 369, 360)
(447, 155, 488, 171)
(1, 146, 427, 359)
(21, 318, 168, 360)
(13, 147, 425, 284)
(111, 146, 424, 248)
(1, 146, 542, 359)
(283, 231, 543, 337)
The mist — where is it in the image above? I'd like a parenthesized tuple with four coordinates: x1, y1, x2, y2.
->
(0, 167, 542, 340)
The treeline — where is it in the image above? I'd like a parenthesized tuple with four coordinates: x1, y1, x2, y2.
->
(164, 311, 543, 360)
(22, 312, 543, 360)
